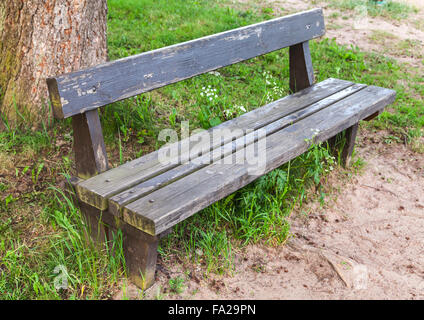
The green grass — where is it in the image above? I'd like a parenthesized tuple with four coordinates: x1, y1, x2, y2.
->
(168, 276, 186, 295)
(0, 0, 423, 299)
(0, 186, 126, 299)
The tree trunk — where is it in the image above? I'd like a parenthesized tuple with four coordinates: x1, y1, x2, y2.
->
(0, 0, 108, 125)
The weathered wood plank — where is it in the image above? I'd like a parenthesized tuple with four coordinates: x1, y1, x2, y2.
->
(120, 224, 158, 289)
(340, 123, 359, 167)
(47, 9, 325, 119)
(72, 109, 108, 179)
(289, 41, 314, 92)
(76, 78, 352, 210)
(108, 83, 366, 217)
(123, 86, 396, 235)
(364, 109, 382, 121)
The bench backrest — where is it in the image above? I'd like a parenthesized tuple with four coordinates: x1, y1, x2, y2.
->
(47, 8, 325, 179)
(47, 8, 325, 119)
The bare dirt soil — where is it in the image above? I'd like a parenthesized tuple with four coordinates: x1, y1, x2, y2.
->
(324, 0, 424, 69)
(115, 1, 424, 300)
(236, 0, 424, 69)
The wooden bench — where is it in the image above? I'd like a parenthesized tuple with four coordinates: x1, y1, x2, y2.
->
(46, 8, 396, 289)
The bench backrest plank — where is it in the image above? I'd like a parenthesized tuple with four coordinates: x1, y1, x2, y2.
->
(47, 8, 325, 119)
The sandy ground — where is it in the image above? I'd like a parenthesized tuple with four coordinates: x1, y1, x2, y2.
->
(115, 1, 424, 300)
(235, 0, 424, 69)
(324, 0, 424, 69)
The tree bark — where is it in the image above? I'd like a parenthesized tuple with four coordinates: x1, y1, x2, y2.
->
(0, 0, 108, 125)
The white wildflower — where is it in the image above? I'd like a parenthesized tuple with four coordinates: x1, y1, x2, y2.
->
(237, 105, 246, 112)
(224, 109, 232, 117)
(208, 71, 221, 77)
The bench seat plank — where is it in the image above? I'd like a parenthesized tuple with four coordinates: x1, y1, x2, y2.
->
(122, 85, 395, 235)
(75, 82, 395, 235)
(108, 83, 367, 217)
(76, 78, 353, 210)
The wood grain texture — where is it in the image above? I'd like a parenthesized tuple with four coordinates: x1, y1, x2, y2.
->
(78, 201, 109, 245)
(340, 123, 359, 167)
(123, 86, 395, 235)
(47, 8, 325, 118)
(76, 78, 353, 210)
(108, 83, 366, 218)
(121, 224, 158, 289)
(289, 41, 315, 93)
(72, 109, 108, 179)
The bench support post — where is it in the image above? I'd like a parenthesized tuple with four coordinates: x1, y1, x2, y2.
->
(340, 123, 359, 167)
(72, 111, 159, 289)
(120, 223, 158, 289)
(328, 123, 359, 167)
(78, 202, 159, 289)
(289, 41, 314, 93)
(72, 109, 110, 252)
(78, 201, 110, 245)
(72, 109, 109, 179)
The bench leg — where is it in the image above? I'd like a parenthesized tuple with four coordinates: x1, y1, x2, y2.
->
(71, 107, 158, 289)
(328, 123, 359, 167)
(121, 225, 158, 289)
(341, 123, 359, 167)
(78, 201, 158, 289)
(78, 201, 110, 245)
